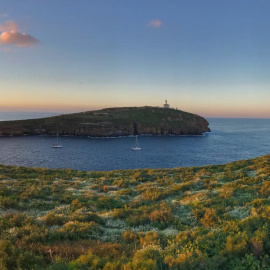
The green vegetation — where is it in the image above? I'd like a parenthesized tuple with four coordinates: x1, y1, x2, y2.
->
(1, 155, 270, 269)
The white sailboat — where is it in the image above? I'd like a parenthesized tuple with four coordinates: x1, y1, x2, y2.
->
(131, 135, 141, 151)
(52, 132, 62, 148)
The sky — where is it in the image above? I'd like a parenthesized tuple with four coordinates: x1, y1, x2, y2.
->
(0, 0, 270, 118)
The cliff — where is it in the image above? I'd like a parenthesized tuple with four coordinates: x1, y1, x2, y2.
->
(0, 106, 210, 136)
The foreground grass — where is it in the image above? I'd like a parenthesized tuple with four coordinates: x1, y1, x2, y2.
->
(1, 155, 270, 269)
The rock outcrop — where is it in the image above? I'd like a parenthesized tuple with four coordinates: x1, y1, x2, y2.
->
(0, 106, 210, 136)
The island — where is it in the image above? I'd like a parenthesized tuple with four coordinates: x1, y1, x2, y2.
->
(0, 106, 210, 137)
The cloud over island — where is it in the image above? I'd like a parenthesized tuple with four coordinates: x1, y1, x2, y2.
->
(0, 20, 39, 48)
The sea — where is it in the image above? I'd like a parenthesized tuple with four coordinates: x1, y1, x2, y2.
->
(0, 111, 269, 171)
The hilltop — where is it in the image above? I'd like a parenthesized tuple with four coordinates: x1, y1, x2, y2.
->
(0, 106, 210, 136)
(0, 155, 270, 269)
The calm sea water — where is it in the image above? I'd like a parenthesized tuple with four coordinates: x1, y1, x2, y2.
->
(0, 112, 269, 171)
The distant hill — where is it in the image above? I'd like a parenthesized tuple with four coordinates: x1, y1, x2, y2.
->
(0, 106, 210, 136)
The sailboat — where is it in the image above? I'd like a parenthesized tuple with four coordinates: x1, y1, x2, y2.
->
(52, 132, 62, 148)
(131, 135, 141, 151)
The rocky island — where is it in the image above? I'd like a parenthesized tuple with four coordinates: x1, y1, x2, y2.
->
(0, 106, 210, 137)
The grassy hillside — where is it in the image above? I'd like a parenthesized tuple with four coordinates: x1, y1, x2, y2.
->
(0, 106, 210, 136)
(1, 155, 270, 269)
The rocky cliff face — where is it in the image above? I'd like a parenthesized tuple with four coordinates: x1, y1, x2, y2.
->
(0, 107, 210, 136)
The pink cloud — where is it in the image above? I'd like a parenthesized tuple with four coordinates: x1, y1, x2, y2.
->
(0, 20, 18, 32)
(148, 19, 163, 28)
(0, 31, 39, 47)
(0, 20, 39, 47)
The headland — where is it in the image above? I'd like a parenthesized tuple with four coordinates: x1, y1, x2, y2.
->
(0, 106, 210, 137)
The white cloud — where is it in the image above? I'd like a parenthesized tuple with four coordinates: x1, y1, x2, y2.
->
(147, 19, 163, 28)
(0, 13, 8, 18)
(0, 20, 39, 47)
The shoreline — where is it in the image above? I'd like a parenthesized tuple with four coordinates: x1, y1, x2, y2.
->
(0, 153, 268, 173)
(0, 132, 209, 138)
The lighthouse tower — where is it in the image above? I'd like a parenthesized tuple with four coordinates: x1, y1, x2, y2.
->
(162, 99, 170, 109)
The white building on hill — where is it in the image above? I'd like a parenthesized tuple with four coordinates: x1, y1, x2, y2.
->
(162, 99, 170, 108)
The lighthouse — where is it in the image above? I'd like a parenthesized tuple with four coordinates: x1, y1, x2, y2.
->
(162, 99, 170, 109)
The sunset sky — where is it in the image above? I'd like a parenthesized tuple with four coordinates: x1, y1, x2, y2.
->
(1, 1, 270, 117)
